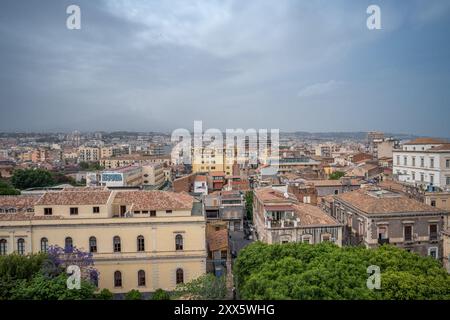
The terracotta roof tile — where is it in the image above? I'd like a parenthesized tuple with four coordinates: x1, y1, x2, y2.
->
(335, 189, 443, 214)
(113, 190, 193, 211)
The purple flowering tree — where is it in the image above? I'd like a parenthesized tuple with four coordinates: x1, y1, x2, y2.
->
(42, 245, 99, 286)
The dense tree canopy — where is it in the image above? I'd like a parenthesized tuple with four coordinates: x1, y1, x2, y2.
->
(11, 168, 55, 190)
(329, 171, 345, 180)
(234, 242, 450, 300)
(245, 191, 253, 220)
(0, 179, 20, 195)
(175, 273, 227, 300)
(0, 248, 97, 300)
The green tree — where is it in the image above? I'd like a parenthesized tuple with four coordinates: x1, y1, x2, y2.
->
(0, 253, 50, 300)
(245, 191, 254, 220)
(175, 273, 227, 300)
(11, 168, 55, 190)
(125, 289, 142, 300)
(96, 288, 114, 300)
(234, 242, 450, 300)
(11, 273, 96, 300)
(152, 288, 171, 300)
(0, 180, 20, 195)
(329, 171, 345, 180)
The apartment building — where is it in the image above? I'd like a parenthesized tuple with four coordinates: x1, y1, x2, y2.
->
(204, 191, 245, 231)
(0, 189, 206, 294)
(393, 138, 450, 189)
(100, 154, 170, 169)
(78, 147, 100, 163)
(100, 165, 143, 187)
(331, 188, 449, 259)
(253, 186, 343, 245)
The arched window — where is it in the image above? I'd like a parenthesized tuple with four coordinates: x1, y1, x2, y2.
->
(17, 238, 25, 255)
(137, 235, 145, 252)
(90, 271, 99, 288)
(138, 270, 146, 286)
(89, 236, 97, 253)
(114, 271, 122, 287)
(65, 237, 73, 252)
(0, 239, 7, 255)
(113, 236, 121, 252)
(40, 238, 48, 253)
(175, 234, 183, 251)
(176, 268, 184, 284)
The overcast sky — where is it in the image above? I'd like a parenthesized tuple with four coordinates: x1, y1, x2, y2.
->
(0, 0, 449, 137)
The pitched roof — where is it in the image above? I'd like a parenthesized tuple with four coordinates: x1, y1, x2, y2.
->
(335, 189, 443, 214)
(292, 203, 339, 226)
(113, 190, 193, 211)
(36, 190, 111, 206)
(404, 138, 448, 145)
(207, 228, 228, 252)
(0, 195, 40, 210)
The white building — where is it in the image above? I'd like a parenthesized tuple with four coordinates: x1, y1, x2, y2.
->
(194, 175, 208, 195)
(393, 138, 450, 190)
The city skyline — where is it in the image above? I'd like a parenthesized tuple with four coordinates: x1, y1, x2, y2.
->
(1, 0, 450, 136)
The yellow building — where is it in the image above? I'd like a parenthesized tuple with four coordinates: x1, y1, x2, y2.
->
(191, 147, 234, 176)
(0, 189, 206, 293)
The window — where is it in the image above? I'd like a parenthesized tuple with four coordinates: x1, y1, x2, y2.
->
(176, 268, 184, 284)
(378, 227, 388, 240)
(166, 210, 172, 214)
(138, 270, 146, 286)
(429, 224, 438, 241)
(175, 234, 183, 251)
(447, 176, 450, 185)
(430, 174, 434, 185)
(90, 272, 99, 288)
(404, 226, 412, 242)
(114, 271, 122, 287)
(430, 158, 434, 168)
(44, 208, 53, 215)
(93, 207, 100, 214)
(89, 236, 97, 253)
(0, 239, 7, 255)
(420, 157, 424, 167)
(334, 190, 339, 195)
(431, 200, 436, 207)
(412, 157, 416, 167)
(420, 173, 424, 182)
(301, 235, 312, 244)
(321, 234, 331, 242)
(137, 235, 145, 252)
(446, 159, 450, 168)
(113, 236, 121, 252)
(150, 210, 156, 217)
(70, 207, 79, 215)
(428, 247, 438, 259)
(40, 238, 48, 253)
(396, 156, 400, 165)
(17, 238, 25, 255)
(65, 237, 73, 252)
(412, 172, 415, 181)
(403, 156, 407, 166)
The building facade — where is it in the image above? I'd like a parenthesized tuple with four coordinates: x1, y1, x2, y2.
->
(253, 187, 343, 245)
(0, 190, 207, 294)
(331, 188, 449, 259)
(393, 138, 450, 189)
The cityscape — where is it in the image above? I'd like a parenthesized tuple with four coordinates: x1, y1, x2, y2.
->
(0, 0, 450, 311)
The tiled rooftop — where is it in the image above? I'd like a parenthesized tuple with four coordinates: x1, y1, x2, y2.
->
(335, 189, 444, 214)
(0, 195, 40, 209)
(36, 190, 112, 206)
(113, 190, 193, 211)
